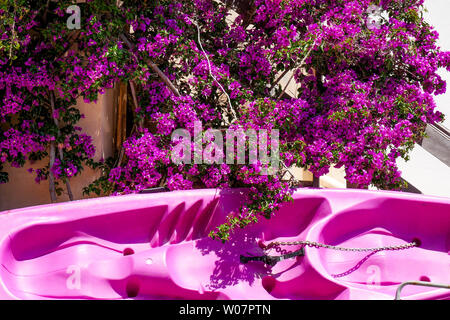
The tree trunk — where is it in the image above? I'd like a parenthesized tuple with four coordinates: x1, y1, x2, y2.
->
(50, 91, 74, 201)
(48, 142, 57, 203)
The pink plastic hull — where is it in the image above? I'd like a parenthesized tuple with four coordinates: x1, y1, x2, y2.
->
(0, 189, 448, 300)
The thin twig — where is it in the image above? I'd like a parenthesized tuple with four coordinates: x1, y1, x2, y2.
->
(277, 72, 296, 100)
(270, 68, 290, 92)
(281, 160, 296, 182)
(55, 30, 81, 61)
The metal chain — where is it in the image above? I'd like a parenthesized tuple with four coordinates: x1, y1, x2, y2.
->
(331, 251, 379, 278)
(264, 240, 419, 253)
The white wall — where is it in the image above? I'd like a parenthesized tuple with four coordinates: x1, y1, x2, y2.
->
(424, 0, 450, 128)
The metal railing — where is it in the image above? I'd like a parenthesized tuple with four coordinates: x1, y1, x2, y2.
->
(395, 281, 450, 300)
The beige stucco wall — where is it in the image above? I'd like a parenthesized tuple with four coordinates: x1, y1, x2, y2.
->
(0, 89, 115, 212)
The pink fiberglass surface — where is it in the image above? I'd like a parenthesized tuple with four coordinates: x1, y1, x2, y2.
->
(0, 188, 448, 300)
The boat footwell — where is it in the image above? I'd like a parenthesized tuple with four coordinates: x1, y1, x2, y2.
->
(0, 189, 448, 300)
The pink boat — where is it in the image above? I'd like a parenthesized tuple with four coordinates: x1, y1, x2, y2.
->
(0, 189, 448, 300)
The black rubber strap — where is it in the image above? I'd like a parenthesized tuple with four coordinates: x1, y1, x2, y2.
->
(240, 248, 305, 266)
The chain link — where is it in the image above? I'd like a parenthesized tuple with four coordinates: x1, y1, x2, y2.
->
(264, 240, 418, 253)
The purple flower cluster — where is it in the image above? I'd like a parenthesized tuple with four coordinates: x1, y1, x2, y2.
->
(109, 129, 169, 194)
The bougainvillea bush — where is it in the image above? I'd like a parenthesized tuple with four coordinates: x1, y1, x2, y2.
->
(0, 0, 448, 241)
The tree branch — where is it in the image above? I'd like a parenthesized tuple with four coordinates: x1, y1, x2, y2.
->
(50, 91, 74, 201)
(48, 142, 57, 203)
(119, 33, 181, 97)
(43, 0, 51, 25)
(129, 80, 144, 127)
(277, 44, 315, 101)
